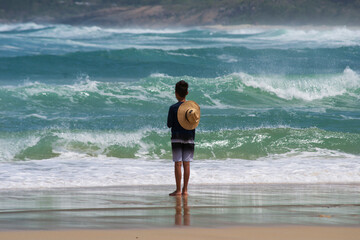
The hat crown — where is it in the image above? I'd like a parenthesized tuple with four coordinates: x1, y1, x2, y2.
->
(177, 100, 200, 130)
(186, 108, 199, 123)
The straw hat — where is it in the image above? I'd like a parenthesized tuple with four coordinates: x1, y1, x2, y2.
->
(177, 101, 200, 130)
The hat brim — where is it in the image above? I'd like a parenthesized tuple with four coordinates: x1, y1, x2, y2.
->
(177, 101, 200, 130)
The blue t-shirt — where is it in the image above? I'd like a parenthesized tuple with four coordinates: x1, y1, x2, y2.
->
(167, 101, 195, 142)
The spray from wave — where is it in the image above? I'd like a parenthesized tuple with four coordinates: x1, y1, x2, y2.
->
(236, 67, 360, 101)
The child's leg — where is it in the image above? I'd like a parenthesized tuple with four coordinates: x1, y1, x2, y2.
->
(182, 161, 190, 195)
(170, 162, 182, 196)
(175, 161, 182, 191)
(170, 143, 183, 196)
(182, 144, 194, 195)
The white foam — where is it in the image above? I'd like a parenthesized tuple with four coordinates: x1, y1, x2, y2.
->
(0, 149, 359, 190)
(4, 76, 158, 103)
(0, 126, 170, 163)
(224, 26, 360, 48)
(31, 25, 105, 39)
(53, 129, 151, 154)
(340, 115, 360, 120)
(0, 134, 41, 162)
(2, 23, 186, 40)
(235, 67, 360, 101)
(226, 28, 269, 35)
(272, 27, 360, 47)
(3, 23, 360, 56)
(0, 23, 46, 32)
(70, 76, 172, 102)
(1, 45, 21, 50)
(197, 140, 229, 148)
(24, 114, 47, 119)
(104, 28, 188, 34)
(167, 52, 198, 58)
(5, 24, 360, 54)
(149, 73, 171, 78)
(201, 93, 237, 109)
(217, 54, 238, 63)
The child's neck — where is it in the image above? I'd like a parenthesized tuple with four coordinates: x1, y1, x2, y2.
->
(176, 95, 186, 102)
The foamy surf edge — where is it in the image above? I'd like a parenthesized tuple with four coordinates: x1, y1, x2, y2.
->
(1, 149, 359, 190)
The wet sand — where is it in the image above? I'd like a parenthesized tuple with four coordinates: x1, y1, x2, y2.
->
(1, 184, 359, 239)
(0, 184, 359, 230)
(1, 226, 360, 240)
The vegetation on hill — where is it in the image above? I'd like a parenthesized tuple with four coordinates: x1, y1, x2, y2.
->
(1, 0, 360, 26)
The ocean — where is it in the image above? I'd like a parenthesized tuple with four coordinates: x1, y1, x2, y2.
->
(0, 23, 359, 189)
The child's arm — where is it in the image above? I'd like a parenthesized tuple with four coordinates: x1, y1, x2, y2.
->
(167, 106, 173, 128)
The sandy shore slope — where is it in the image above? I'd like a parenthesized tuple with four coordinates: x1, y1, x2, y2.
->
(2, 226, 360, 240)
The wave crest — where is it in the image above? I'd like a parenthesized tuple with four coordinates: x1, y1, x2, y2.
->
(1, 127, 359, 162)
(235, 67, 360, 101)
(1, 69, 359, 113)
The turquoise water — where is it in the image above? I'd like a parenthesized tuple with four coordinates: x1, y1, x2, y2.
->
(0, 23, 359, 188)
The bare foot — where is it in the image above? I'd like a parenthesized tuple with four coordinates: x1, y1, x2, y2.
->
(169, 190, 181, 196)
(182, 188, 188, 196)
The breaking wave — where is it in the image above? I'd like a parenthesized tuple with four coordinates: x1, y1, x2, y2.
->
(1, 127, 360, 162)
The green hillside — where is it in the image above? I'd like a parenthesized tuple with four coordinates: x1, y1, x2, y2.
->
(1, 0, 360, 26)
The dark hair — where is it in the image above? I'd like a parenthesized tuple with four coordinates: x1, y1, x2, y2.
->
(175, 80, 188, 98)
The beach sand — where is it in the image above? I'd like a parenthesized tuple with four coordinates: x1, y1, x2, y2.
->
(0, 184, 359, 239)
(1, 226, 360, 240)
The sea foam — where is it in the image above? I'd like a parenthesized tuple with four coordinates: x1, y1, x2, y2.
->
(236, 67, 360, 101)
(226, 26, 360, 48)
(0, 149, 359, 190)
(2, 23, 360, 58)
(0, 22, 46, 32)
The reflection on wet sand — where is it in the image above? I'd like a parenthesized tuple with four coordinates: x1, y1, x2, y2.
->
(0, 184, 359, 230)
(175, 196, 190, 226)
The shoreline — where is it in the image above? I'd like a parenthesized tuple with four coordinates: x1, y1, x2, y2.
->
(1, 182, 360, 192)
(1, 226, 360, 240)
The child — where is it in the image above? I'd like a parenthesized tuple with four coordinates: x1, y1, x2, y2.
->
(167, 80, 200, 196)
